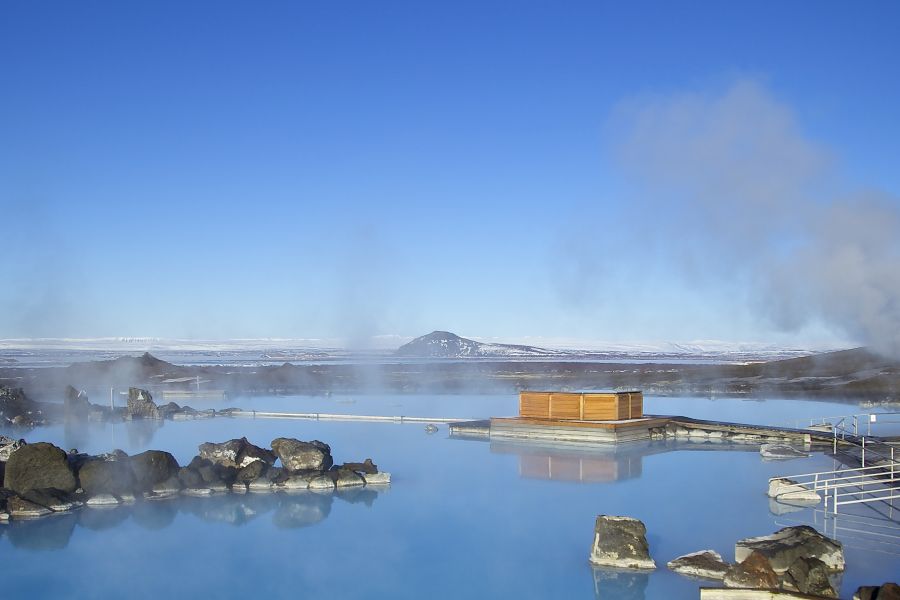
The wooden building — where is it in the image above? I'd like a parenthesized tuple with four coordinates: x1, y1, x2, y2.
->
(518, 391, 643, 421)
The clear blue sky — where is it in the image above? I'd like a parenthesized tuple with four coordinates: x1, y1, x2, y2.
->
(2, 1, 899, 347)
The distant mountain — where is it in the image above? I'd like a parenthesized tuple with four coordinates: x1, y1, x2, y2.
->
(395, 331, 562, 358)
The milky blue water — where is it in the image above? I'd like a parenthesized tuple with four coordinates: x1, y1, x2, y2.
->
(2, 395, 898, 599)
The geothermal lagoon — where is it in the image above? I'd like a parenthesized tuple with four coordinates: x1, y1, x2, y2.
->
(2, 394, 898, 599)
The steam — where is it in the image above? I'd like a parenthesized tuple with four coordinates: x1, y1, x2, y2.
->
(608, 79, 900, 357)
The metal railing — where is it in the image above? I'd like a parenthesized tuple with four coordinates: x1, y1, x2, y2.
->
(775, 457, 900, 513)
(798, 411, 900, 437)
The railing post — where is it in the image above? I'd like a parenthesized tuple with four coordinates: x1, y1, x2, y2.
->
(862, 437, 866, 467)
(833, 485, 838, 512)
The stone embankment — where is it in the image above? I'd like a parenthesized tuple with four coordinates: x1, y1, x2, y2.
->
(0, 435, 389, 522)
(591, 516, 896, 599)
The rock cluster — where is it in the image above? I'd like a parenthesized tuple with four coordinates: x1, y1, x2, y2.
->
(0, 387, 44, 427)
(0, 437, 389, 522)
(666, 525, 844, 597)
(123, 387, 214, 421)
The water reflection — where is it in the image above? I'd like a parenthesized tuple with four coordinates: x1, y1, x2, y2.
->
(491, 441, 643, 483)
(486, 439, 761, 484)
(591, 568, 648, 600)
(4, 489, 382, 550)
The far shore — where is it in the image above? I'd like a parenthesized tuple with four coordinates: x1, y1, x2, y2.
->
(1, 347, 898, 405)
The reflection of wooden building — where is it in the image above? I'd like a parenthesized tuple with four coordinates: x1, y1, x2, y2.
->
(491, 441, 643, 483)
(519, 391, 643, 421)
(490, 390, 660, 445)
(518, 452, 642, 483)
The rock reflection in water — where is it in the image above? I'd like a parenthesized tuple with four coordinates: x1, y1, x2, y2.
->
(591, 568, 648, 600)
(3, 488, 382, 550)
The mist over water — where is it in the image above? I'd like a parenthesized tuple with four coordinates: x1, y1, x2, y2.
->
(607, 79, 900, 357)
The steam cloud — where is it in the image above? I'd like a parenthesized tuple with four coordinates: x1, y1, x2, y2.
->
(610, 79, 900, 356)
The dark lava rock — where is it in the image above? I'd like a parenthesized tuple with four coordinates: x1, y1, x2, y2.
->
(158, 402, 182, 419)
(126, 387, 161, 420)
(21, 487, 82, 512)
(724, 550, 779, 589)
(855, 583, 900, 600)
(178, 467, 204, 488)
(782, 556, 837, 597)
(64, 385, 92, 417)
(331, 468, 366, 488)
(130, 450, 179, 491)
(0, 435, 24, 461)
(735, 525, 844, 573)
(666, 550, 729, 580)
(198, 437, 276, 469)
(0, 387, 43, 427)
(271, 438, 333, 472)
(8, 494, 52, 517)
(339, 458, 378, 474)
(79, 458, 136, 496)
(235, 460, 267, 484)
(588, 515, 656, 570)
(3, 442, 77, 494)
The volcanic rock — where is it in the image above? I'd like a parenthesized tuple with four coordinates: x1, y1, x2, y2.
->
(64, 385, 92, 417)
(588, 515, 656, 570)
(760, 443, 809, 460)
(3, 442, 77, 494)
(0, 435, 24, 461)
(331, 468, 366, 488)
(767, 478, 821, 504)
(735, 526, 844, 573)
(86, 493, 120, 506)
(130, 450, 179, 491)
(7, 495, 52, 518)
(21, 488, 82, 512)
(78, 457, 136, 496)
(308, 474, 336, 490)
(723, 550, 779, 589)
(0, 387, 43, 427)
(854, 583, 900, 600)
(339, 458, 378, 474)
(364, 472, 391, 485)
(667, 549, 729, 580)
(198, 437, 276, 468)
(178, 467, 204, 489)
(781, 556, 838, 597)
(271, 438, 333, 472)
(126, 388, 161, 420)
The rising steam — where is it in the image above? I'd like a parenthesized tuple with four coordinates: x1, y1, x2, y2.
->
(610, 79, 900, 356)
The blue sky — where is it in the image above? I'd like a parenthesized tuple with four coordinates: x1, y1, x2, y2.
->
(2, 1, 899, 348)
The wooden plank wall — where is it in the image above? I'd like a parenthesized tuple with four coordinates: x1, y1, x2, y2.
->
(548, 393, 581, 420)
(519, 392, 551, 419)
(519, 391, 644, 421)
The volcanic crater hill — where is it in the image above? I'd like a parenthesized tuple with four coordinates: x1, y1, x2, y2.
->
(394, 331, 563, 358)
